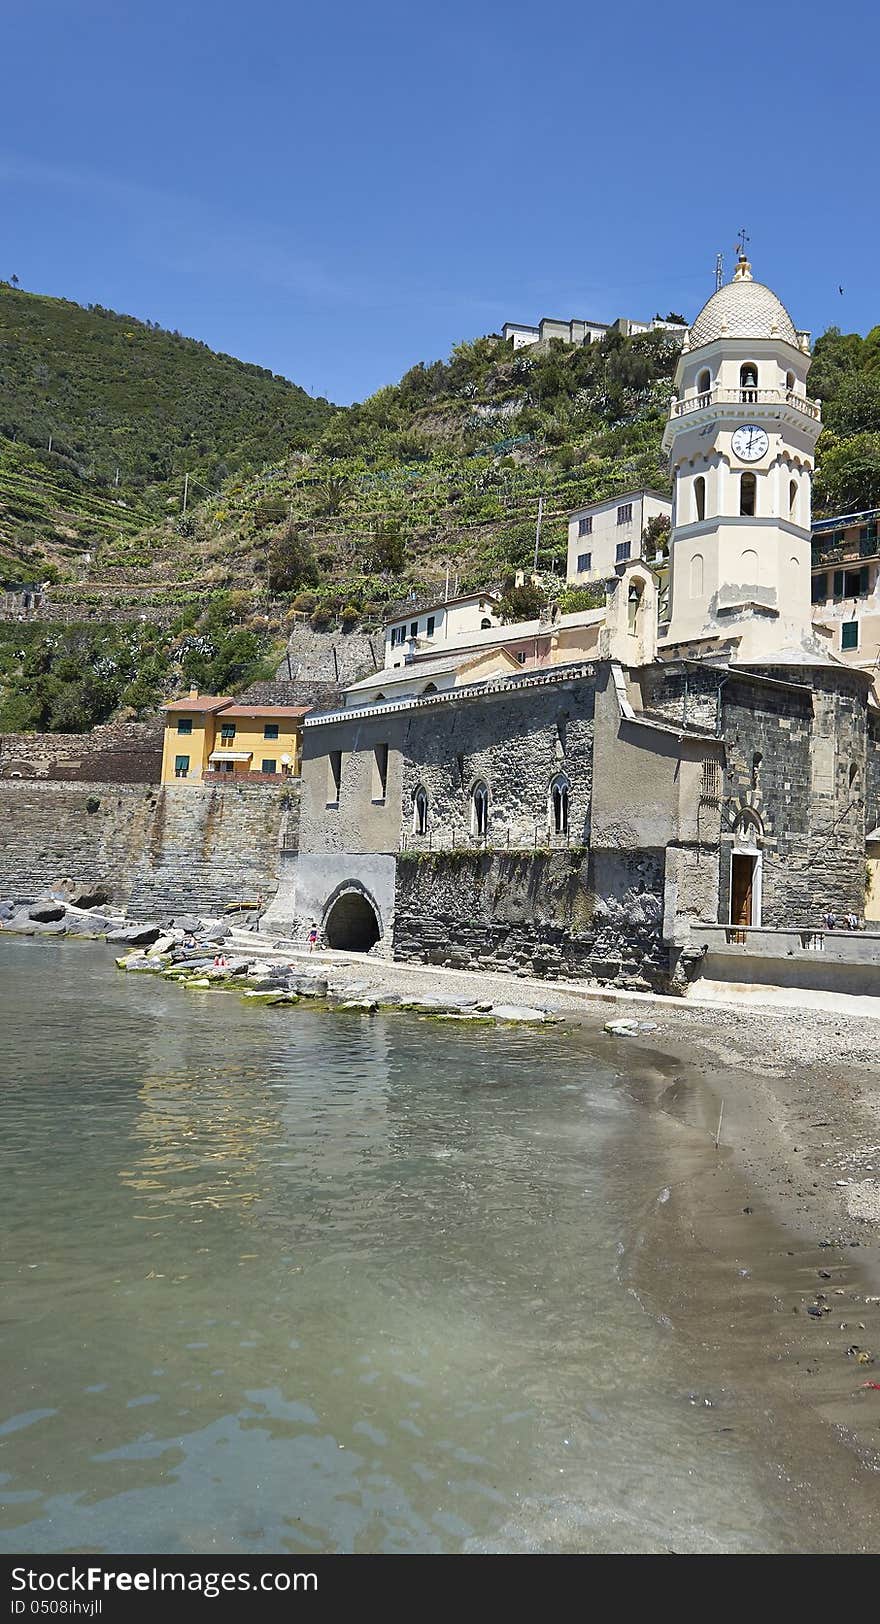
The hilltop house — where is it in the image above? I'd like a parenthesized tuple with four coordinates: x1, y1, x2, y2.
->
(502, 314, 688, 350)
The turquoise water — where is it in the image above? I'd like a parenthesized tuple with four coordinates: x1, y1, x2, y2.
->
(0, 937, 836, 1552)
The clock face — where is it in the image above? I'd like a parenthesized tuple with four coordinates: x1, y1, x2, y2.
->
(731, 424, 769, 463)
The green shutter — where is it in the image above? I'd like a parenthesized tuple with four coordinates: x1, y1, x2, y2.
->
(861, 565, 870, 594)
(833, 570, 844, 597)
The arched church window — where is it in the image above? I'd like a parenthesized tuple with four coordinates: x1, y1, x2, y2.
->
(740, 548, 759, 581)
(694, 474, 706, 522)
(740, 472, 757, 517)
(785, 370, 795, 394)
(470, 781, 489, 838)
(789, 479, 798, 520)
(480, 618, 492, 629)
(690, 553, 704, 597)
(696, 368, 711, 398)
(549, 774, 570, 836)
(412, 785, 429, 835)
(740, 362, 758, 401)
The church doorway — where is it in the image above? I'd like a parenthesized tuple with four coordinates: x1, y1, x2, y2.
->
(730, 852, 758, 940)
(323, 890, 381, 952)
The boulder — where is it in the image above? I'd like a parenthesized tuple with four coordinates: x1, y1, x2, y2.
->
(291, 976, 329, 997)
(52, 880, 109, 910)
(106, 923, 161, 947)
(173, 914, 202, 935)
(30, 919, 67, 937)
(28, 901, 67, 923)
(149, 935, 178, 956)
(0, 900, 14, 920)
(490, 1004, 547, 1023)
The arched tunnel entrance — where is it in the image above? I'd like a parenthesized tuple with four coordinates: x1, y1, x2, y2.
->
(323, 890, 381, 952)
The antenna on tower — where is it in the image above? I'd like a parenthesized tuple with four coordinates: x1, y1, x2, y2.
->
(715, 252, 724, 292)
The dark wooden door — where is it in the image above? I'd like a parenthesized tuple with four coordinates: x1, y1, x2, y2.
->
(731, 854, 755, 930)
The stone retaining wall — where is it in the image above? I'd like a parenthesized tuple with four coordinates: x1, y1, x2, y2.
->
(0, 778, 297, 915)
(0, 719, 163, 782)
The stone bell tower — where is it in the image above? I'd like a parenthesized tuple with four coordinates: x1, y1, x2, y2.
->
(661, 253, 822, 656)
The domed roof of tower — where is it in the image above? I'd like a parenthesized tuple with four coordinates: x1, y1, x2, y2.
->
(689, 255, 798, 348)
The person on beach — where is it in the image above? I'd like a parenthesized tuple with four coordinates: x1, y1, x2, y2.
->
(307, 922, 319, 952)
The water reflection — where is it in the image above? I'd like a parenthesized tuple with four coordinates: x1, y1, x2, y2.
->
(0, 938, 838, 1553)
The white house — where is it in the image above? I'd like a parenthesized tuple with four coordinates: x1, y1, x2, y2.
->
(383, 591, 502, 669)
(566, 489, 672, 584)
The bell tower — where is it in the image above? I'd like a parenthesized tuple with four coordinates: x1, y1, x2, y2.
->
(661, 254, 822, 654)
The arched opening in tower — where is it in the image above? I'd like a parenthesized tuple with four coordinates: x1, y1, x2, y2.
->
(323, 891, 381, 952)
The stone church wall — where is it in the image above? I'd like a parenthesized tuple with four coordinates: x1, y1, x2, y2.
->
(399, 675, 596, 847)
(719, 668, 867, 926)
(393, 845, 670, 991)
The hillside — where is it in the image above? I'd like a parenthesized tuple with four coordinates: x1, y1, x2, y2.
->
(2, 305, 879, 734)
(75, 327, 679, 617)
(0, 283, 334, 535)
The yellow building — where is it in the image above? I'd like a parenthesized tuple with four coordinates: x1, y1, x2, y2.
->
(160, 692, 306, 784)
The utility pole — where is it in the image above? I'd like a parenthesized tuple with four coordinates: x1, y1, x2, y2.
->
(182, 471, 189, 514)
(715, 252, 724, 292)
(533, 496, 543, 575)
(114, 467, 120, 487)
(47, 433, 52, 453)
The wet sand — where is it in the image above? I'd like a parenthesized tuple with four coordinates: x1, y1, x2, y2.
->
(623, 1036, 880, 1552)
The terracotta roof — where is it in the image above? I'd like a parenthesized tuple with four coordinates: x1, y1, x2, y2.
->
(162, 695, 233, 714)
(217, 704, 308, 720)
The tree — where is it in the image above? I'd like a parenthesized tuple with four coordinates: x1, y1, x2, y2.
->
(368, 519, 405, 574)
(815, 432, 880, 514)
(268, 522, 319, 592)
(498, 581, 543, 623)
(10, 274, 19, 288)
(642, 512, 671, 558)
(826, 374, 880, 438)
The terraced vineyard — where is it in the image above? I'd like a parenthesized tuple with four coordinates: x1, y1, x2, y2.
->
(0, 440, 153, 581)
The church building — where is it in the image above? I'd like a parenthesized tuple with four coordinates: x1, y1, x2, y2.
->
(269, 258, 880, 995)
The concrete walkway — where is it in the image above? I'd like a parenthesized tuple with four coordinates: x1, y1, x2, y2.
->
(226, 926, 880, 1022)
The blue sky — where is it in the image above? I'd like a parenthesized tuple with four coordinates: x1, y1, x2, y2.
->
(3, 0, 877, 405)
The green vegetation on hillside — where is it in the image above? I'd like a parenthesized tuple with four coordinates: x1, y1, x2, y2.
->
(0, 591, 281, 733)
(3, 285, 879, 733)
(0, 282, 333, 522)
(88, 328, 679, 622)
(811, 325, 880, 513)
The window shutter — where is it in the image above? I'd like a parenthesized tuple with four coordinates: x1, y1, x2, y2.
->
(861, 565, 870, 594)
(833, 570, 844, 598)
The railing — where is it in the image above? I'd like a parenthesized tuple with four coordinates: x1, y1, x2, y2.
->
(698, 924, 880, 963)
(672, 387, 821, 421)
(202, 769, 299, 786)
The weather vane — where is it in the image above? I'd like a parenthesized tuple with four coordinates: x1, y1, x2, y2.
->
(736, 227, 750, 258)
